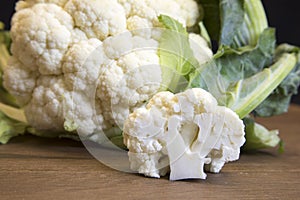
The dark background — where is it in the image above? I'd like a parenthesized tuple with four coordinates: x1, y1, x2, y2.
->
(0, 0, 300, 104)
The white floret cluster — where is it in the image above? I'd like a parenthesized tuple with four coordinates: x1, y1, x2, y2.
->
(123, 88, 245, 180)
(3, 0, 212, 140)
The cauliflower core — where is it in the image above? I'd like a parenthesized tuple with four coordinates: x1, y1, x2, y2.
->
(4, 0, 212, 139)
(123, 88, 245, 180)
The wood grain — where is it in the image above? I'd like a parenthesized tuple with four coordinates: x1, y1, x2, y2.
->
(0, 105, 300, 200)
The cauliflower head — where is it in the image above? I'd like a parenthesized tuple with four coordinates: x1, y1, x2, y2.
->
(3, 0, 212, 140)
(123, 88, 245, 180)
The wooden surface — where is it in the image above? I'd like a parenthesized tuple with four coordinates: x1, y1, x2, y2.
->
(0, 106, 300, 200)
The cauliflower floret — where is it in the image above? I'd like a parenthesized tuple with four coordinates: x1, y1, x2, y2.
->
(3, 58, 38, 106)
(11, 4, 75, 74)
(62, 38, 104, 91)
(25, 75, 106, 136)
(189, 33, 213, 64)
(15, 0, 69, 10)
(65, 0, 127, 40)
(98, 33, 161, 128)
(173, 0, 200, 27)
(63, 91, 105, 137)
(123, 88, 245, 180)
(118, 0, 199, 28)
(4, 0, 212, 143)
(127, 16, 152, 38)
(206, 106, 246, 173)
(62, 39, 109, 135)
(25, 76, 67, 131)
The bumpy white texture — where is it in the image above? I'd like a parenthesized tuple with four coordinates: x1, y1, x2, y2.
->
(10, 4, 75, 75)
(25, 76, 67, 132)
(4, 0, 210, 138)
(189, 33, 213, 65)
(62, 38, 104, 91)
(3, 58, 38, 106)
(98, 32, 161, 129)
(15, 0, 69, 10)
(62, 39, 108, 135)
(123, 88, 245, 180)
(65, 0, 127, 40)
(118, 0, 199, 28)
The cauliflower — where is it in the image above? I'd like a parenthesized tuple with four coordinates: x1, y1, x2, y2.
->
(3, 0, 212, 140)
(1, 0, 298, 182)
(123, 88, 245, 180)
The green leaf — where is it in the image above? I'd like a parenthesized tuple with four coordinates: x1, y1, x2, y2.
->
(0, 22, 11, 70)
(189, 49, 297, 119)
(0, 22, 11, 51)
(0, 102, 27, 123)
(230, 53, 296, 118)
(0, 102, 78, 143)
(218, 28, 275, 82)
(219, 0, 245, 46)
(158, 15, 199, 93)
(198, 21, 211, 48)
(188, 28, 279, 115)
(242, 117, 281, 151)
(254, 44, 300, 117)
(158, 15, 188, 35)
(0, 30, 10, 83)
(0, 112, 27, 144)
(0, 103, 28, 144)
(0, 102, 29, 144)
(0, 22, 17, 107)
(198, 0, 268, 48)
(235, 0, 268, 47)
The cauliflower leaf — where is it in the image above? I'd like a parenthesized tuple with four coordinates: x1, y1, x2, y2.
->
(0, 23, 17, 107)
(158, 15, 200, 93)
(254, 44, 300, 117)
(242, 117, 282, 152)
(0, 102, 27, 144)
(198, 0, 268, 48)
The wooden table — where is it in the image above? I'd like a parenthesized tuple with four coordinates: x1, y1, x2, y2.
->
(1, 105, 299, 200)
